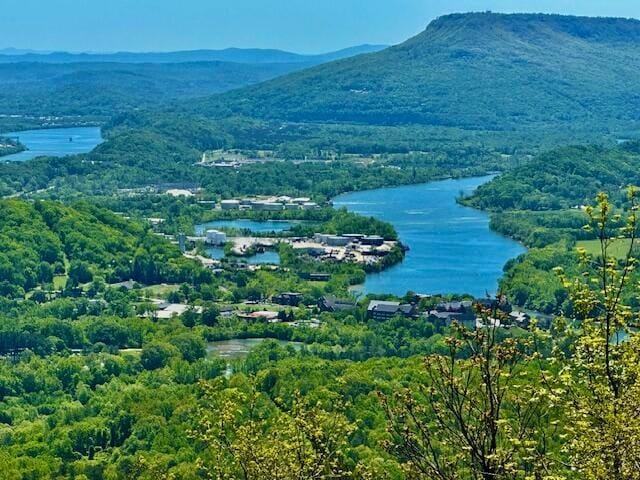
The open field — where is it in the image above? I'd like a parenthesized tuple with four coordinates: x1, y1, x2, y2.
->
(576, 238, 636, 260)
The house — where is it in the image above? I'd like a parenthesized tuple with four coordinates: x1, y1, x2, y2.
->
(272, 292, 303, 306)
(154, 303, 203, 320)
(318, 296, 356, 312)
(509, 311, 531, 328)
(428, 310, 466, 326)
(475, 295, 511, 313)
(367, 300, 417, 320)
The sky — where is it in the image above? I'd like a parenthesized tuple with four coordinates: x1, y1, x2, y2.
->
(1, 0, 640, 54)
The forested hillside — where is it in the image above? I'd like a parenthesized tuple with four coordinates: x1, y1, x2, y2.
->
(464, 141, 640, 313)
(193, 12, 640, 140)
(467, 142, 640, 210)
(0, 45, 387, 117)
(0, 62, 301, 117)
(0, 199, 200, 297)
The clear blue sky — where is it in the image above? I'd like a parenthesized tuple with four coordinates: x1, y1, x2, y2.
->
(2, 0, 640, 53)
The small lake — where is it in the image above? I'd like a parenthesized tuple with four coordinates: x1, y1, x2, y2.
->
(1, 126, 103, 162)
(196, 219, 293, 264)
(333, 176, 526, 297)
(195, 219, 298, 235)
(207, 338, 303, 359)
(205, 247, 280, 265)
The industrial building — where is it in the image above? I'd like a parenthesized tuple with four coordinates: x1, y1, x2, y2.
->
(205, 229, 227, 245)
(221, 200, 241, 210)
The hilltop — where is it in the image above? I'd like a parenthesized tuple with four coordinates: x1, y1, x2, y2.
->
(192, 12, 640, 138)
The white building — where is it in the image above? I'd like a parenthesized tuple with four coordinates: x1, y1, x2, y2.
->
(205, 229, 227, 246)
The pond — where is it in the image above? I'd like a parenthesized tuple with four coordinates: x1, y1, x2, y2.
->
(333, 175, 526, 297)
(196, 219, 293, 264)
(195, 219, 299, 235)
(1, 126, 103, 161)
(205, 247, 280, 265)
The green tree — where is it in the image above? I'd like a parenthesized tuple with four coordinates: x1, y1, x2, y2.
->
(141, 342, 178, 370)
(554, 189, 640, 479)
(381, 309, 557, 480)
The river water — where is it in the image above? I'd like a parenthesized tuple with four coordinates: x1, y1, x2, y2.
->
(2, 126, 103, 161)
(333, 175, 525, 297)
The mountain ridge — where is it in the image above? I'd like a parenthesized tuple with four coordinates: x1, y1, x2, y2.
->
(0, 44, 388, 65)
(189, 12, 640, 137)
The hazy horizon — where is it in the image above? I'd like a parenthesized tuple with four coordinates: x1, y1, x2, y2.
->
(2, 1, 640, 54)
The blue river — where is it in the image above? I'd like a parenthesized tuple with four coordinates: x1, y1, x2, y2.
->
(333, 176, 526, 297)
(2, 126, 103, 161)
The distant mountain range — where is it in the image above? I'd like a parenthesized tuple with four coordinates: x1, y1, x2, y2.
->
(192, 12, 640, 137)
(0, 45, 388, 117)
(0, 45, 387, 64)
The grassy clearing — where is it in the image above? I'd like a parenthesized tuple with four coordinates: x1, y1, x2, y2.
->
(53, 275, 68, 290)
(576, 239, 635, 260)
(140, 284, 181, 297)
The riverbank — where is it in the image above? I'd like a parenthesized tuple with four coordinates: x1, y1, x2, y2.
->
(0, 137, 25, 158)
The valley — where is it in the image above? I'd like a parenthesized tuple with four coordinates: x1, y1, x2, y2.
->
(0, 9, 639, 479)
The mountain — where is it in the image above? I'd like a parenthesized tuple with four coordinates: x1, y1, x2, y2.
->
(0, 45, 387, 64)
(0, 61, 303, 117)
(0, 45, 388, 118)
(0, 48, 51, 55)
(193, 13, 640, 137)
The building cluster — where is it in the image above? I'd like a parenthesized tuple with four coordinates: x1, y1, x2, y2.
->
(425, 299, 531, 329)
(221, 196, 319, 211)
(288, 233, 396, 266)
(364, 297, 532, 329)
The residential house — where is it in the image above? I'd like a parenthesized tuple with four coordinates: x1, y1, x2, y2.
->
(318, 296, 356, 312)
(272, 292, 304, 306)
(367, 300, 417, 320)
